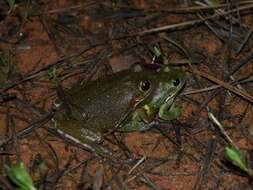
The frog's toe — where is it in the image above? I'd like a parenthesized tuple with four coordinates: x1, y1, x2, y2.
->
(138, 121, 157, 132)
(118, 121, 147, 132)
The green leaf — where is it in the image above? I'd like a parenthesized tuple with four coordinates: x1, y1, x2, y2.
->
(225, 146, 249, 174)
(39, 160, 46, 177)
(5, 0, 15, 10)
(6, 0, 15, 7)
(122, 185, 129, 190)
(150, 45, 169, 64)
(152, 46, 162, 58)
(4, 162, 37, 190)
(48, 67, 58, 81)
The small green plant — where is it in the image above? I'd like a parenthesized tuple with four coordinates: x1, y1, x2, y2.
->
(225, 146, 250, 174)
(122, 186, 129, 190)
(152, 46, 162, 58)
(112, 0, 118, 7)
(48, 67, 58, 82)
(5, 0, 16, 11)
(39, 159, 46, 178)
(4, 162, 37, 190)
(151, 45, 168, 64)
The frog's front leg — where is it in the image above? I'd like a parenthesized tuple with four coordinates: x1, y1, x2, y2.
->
(119, 106, 155, 132)
(158, 101, 181, 121)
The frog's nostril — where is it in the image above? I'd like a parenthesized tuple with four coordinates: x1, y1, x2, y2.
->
(172, 78, 180, 86)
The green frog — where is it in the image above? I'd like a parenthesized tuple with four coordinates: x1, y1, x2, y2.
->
(53, 63, 186, 156)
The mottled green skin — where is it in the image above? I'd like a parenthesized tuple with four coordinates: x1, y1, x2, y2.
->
(54, 64, 185, 154)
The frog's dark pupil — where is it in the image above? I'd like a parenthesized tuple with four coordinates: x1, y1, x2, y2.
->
(140, 80, 150, 91)
(173, 78, 180, 86)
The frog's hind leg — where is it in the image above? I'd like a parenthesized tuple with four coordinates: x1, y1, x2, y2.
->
(158, 102, 181, 121)
(55, 118, 114, 159)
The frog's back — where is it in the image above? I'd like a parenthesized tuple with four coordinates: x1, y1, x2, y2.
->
(55, 68, 149, 133)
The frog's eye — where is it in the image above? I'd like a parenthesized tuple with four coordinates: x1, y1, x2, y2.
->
(172, 78, 180, 86)
(140, 80, 151, 91)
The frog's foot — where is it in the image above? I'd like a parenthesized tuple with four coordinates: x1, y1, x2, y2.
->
(159, 102, 181, 121)
(119, 119, 158, 132)
(138, 121, 157, 132)
(83, 138, 113, 158)
(118, 120, 147, 132)
(56, 127, 114, 160)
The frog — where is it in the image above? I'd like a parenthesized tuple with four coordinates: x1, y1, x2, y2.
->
(53, 63, 186, 157)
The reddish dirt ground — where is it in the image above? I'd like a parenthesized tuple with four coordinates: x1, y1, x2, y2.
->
(1, 1, 253, 190)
